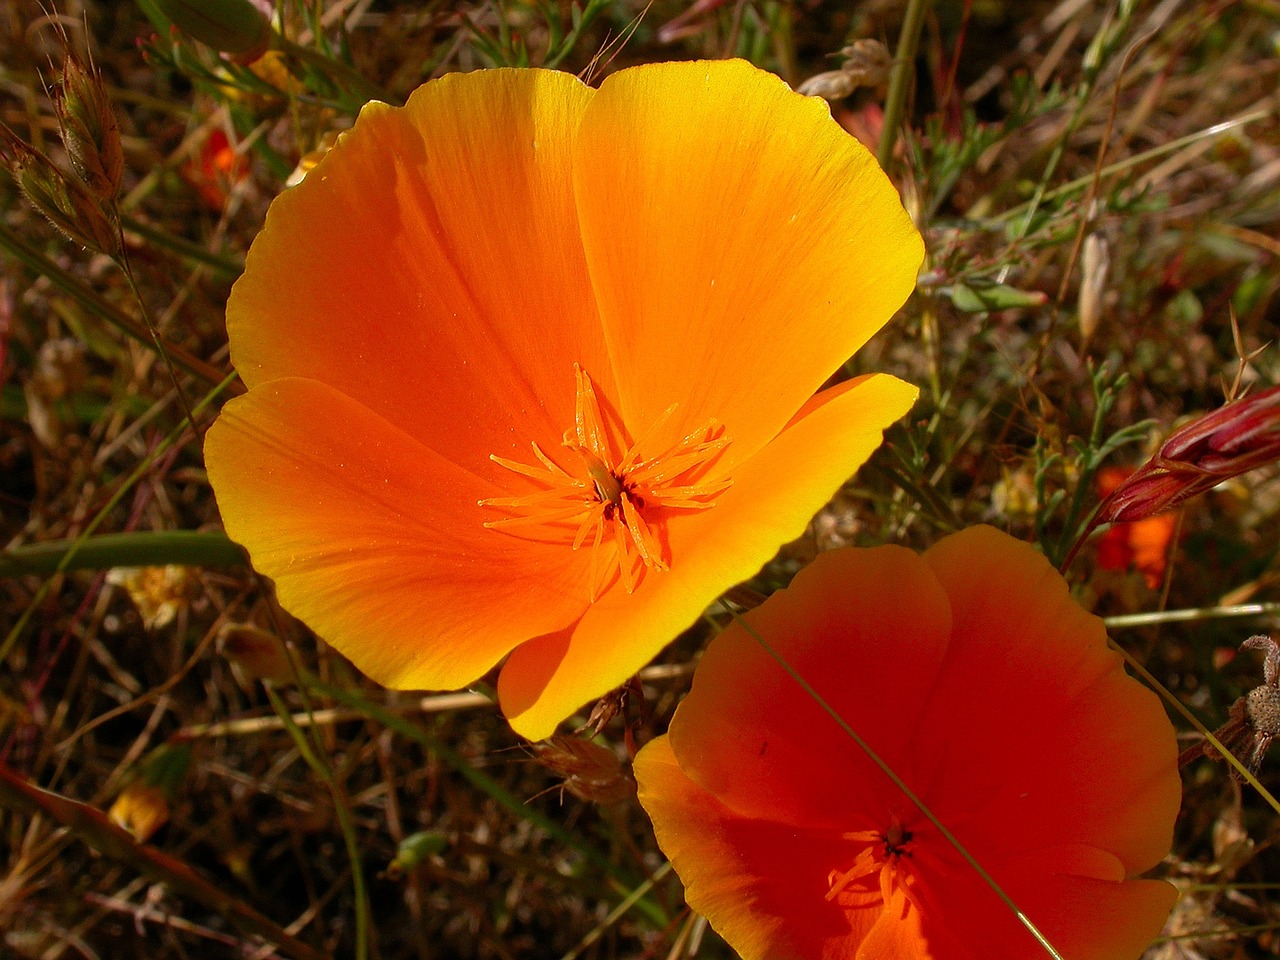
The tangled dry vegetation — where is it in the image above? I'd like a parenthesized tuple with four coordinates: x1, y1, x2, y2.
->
(3, 0, 1280, 957)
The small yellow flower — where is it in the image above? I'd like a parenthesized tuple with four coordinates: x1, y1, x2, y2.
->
(108, 784, 170, 843)
(107, 565, 198, 629)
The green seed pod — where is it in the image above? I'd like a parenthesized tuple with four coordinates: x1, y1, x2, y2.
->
(138, 0, 272, 61)
(55, 54, 124, 200)
(385, 831, 448, 880)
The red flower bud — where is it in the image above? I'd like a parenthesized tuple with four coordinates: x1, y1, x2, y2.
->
(1096, 385, 1280, 524)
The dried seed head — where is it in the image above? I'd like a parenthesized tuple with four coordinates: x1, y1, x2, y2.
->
(837, 40, 892, 87)
(1095, 385, 1280, 525)
(54, 53, 124, 200)
(1180, 635, 1280, 780)
(1245, 684, 1280, 739)
(530, 735, 636, 804)
(797, 40, 891, 100)
(3, 131, 120, 255)
(796, 70, 857, 101)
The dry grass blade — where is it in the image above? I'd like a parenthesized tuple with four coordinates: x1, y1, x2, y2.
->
(0, 761, 329, 960)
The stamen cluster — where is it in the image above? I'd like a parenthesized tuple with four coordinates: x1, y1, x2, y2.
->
(481, 366, 732, 597)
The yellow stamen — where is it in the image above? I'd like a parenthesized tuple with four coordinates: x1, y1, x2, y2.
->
(479, 366, 732, 597)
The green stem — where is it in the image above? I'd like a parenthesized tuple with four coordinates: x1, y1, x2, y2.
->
(0, 375, 238, 667)
(560, 862, 673, 960)
(877, 0, 930, 171)
(303, 674, 667, 926)
(0, 531, 244, 577)
(265, 684, 373, 960)
(121, 214, 243, 279)
(273, 35, 396, 107)
(995, 3, 1135, 279)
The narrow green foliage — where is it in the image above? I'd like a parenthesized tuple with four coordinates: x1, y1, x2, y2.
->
(137, 0, 272, 59)
(1042, 361, 1157, 567)
(0, 531, 244, 577)
(467, 0, 610, 69)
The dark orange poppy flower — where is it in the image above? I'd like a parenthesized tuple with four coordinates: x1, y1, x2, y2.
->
(204, 60, 924, 739)
(634, 525, 1181, 960)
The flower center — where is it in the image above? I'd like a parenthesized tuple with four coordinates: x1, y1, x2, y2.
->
(479, 365, 732, 598)
(825, 818, 922, 910)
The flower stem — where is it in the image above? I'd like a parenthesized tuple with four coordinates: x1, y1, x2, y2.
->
(265, 683, 374, 960)
(876, 0, 930, 171)
(1104, 602, 1280, 630)
(0, 530, 244, 577)
(116, 245, 201, 436)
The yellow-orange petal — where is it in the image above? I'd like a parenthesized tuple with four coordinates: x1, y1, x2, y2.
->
(226, 69, 612, 480)
(204, 378, 591, 689)
(918, 526, 1181, 875)
(573, 59, 924, 465)
(664, 541, 951, 828)
(497, 373, 918, 739)
(634, 737, 887, 960)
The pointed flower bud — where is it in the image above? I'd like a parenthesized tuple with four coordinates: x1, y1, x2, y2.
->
(54, 53, 124, 200)
(1096, 384, 1280, 524)
(140, 0, 272, 61)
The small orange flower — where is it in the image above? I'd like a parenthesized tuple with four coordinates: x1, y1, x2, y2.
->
(204, 60, 923, 739)
(184, 128, 248, 210)
(634, 526, 1181, 960)
(1095, 466, 1177, 590)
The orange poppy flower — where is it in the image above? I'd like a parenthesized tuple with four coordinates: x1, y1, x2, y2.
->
(184, 128, 249, 210)
(634, 525, 1181, 960)
(203, 60, 923, 739)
